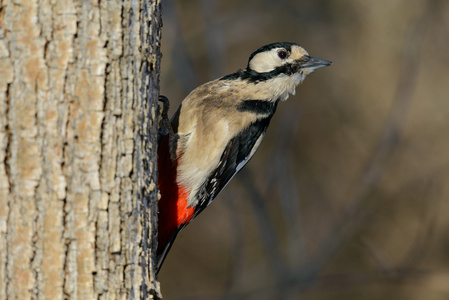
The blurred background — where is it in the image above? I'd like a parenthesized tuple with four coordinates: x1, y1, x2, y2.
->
(157, 0, 449, 299)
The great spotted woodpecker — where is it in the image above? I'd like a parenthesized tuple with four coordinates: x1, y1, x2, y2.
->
(157, 42, 331, 274)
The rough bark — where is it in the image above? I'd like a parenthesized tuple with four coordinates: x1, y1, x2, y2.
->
(0, 0, 162, 298)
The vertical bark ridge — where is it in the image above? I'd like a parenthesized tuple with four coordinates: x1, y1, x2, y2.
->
(0, 0, 162, 298)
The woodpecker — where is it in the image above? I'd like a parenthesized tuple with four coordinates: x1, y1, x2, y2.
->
(157, 42, 331, 274)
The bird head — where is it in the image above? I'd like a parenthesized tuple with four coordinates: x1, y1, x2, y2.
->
(233, 42, 332, 100)
(247, 42, 332, 77)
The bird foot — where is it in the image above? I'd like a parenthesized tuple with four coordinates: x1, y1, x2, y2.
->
(158, 95, 174, 136)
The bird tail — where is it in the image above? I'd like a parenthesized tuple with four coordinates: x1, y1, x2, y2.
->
(156, 230, 180, 275)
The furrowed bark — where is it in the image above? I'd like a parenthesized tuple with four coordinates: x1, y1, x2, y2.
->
(0, 0, 162, 298)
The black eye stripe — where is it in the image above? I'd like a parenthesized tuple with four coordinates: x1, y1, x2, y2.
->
(220, 63, 299, 83)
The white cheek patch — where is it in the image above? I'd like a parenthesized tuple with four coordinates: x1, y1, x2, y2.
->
(249, 51, 283, 73)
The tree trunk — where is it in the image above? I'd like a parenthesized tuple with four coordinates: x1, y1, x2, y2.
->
(0, 0, 162, 298)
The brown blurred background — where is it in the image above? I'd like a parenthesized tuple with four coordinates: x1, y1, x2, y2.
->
(157, 0, 449, 299)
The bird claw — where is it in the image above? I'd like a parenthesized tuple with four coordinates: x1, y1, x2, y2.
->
(158, 95, 174, 136)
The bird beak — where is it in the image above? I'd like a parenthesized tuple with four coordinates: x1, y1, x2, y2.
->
(299, 56, 332, 70)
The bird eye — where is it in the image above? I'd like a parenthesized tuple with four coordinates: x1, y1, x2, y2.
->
(278, 50, 288, 59)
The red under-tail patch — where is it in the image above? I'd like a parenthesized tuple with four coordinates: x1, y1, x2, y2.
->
(157, 135, 195, 255)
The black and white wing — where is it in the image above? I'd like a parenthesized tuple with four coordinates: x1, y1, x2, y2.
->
(193, 113, 276, 218)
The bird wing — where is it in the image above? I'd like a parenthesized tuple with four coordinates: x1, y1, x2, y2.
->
(192, 114, 275, 218)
